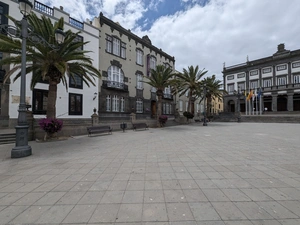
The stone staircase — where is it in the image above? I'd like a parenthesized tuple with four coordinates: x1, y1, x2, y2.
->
(0, 130, 16, 145)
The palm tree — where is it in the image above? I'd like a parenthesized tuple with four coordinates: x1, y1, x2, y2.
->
(144, 65, 175, 127)
(0, 13, 101, 119)
(202, 75, 224, 117)
(176, 65, 207, 113)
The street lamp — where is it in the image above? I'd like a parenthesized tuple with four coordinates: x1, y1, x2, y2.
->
(4, 0, 65, 158)
(203, 85, 207, 126)
(234, 87, 241, 123)
(11, 0, 33, 158)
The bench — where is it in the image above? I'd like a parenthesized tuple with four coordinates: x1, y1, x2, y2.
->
(87, 126, 112, 136)
(132, 123, 148, 131)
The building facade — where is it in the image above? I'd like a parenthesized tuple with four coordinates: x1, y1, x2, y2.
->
(92, 13, 175, 121)
(0, 0, 99, 131)
(223, 44, 300, 113)
(0, 0, 176, 135)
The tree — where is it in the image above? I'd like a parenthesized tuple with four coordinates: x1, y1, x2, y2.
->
(0, 13, 101, 119)
(202, 75, 224, 117)
(143, 65, 175, 127)
(175, 65, 207, 113)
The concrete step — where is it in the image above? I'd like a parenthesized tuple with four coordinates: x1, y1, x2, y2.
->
(0, 133, 16, 145)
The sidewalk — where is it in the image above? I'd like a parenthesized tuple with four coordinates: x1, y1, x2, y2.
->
(0, 123, 300, 224)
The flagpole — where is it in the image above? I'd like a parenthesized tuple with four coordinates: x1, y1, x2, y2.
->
(245, 90, 247, 116)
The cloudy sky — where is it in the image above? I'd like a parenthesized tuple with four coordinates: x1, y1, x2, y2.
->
(39, 0, 300, 81)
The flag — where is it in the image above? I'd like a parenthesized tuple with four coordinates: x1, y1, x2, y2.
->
(246, 90, 253, 101)
(257, 88, 262, 98)
(252, 88, 256, 101)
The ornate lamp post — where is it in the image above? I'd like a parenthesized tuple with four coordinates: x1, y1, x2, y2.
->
(234, 87, 241, 123)
(2, 0, 66, 158)
(11, 0, 33, 158)
(203, 85, 207, 126)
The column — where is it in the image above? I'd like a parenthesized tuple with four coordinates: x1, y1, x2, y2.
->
(272, 94, 277, 112)
(273, 65, 276, 87)
(287, 93, 293, 112)
(288, 62, 292, 86)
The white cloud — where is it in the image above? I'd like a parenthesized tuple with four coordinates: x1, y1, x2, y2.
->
(38, 0, 300, 82)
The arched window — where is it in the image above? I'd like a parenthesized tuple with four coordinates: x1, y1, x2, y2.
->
(112, 95, 119, 112)
(107, 65, 124, 88)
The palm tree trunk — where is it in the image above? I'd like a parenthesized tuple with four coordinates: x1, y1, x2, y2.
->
(47, 81, 58, 119)
(157, 95, 162, 127)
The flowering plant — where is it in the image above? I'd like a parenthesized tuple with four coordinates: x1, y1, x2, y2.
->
(39, 118, 63, 134)
(159, 115, 168, 126)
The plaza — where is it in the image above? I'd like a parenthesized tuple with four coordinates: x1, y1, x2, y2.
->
(0, 122, 300, 224)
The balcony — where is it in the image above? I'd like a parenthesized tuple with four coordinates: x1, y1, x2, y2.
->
(102, 80, 128, 91)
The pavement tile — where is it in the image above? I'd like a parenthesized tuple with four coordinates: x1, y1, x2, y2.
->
(0, 205, 28, 224)
(35, 205, 74, 223)
(62, 204, 97, 223)
(89, 203, 120, 223)
(257, 201, 298, 219)
(201, 189, 230, 202)
(12, 192, 46, 206)
(183, 189, 208, 202)
(164, 189, 186, 203)
(116, 203, 143, 222)
(143, 203, 168, 222)
(166, 203, 194, 221)
(57, 191, 85, 204)
(278, 219, 300, 225)
(277, 200, 300, 216)
(211, 202, 247, 220)
(122, 190, 144, 203)
(144, 190, 165, 203)
(221, 188, 252, 201)
(11, 205, 51, 224)
(33, 192, 66, 205)
(234, 202, 273, 220)
(78, 191, 105, 204)
(100, 190, 124, 203)
(188, 202, 220, 221)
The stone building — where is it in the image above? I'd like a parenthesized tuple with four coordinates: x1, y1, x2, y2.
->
(92, 13, 175, 121)
(223, 44, 300, 113)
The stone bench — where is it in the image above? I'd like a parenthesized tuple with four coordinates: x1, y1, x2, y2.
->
(87, 126, 112, 136)
(132, 123, 148, 131)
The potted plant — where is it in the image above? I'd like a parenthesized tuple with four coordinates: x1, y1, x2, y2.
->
(159, 115, 168, 127)
(39, 118, 63, 141)
(183, 111, 194, 122)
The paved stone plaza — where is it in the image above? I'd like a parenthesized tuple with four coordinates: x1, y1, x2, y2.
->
(0, 122, 300, 225)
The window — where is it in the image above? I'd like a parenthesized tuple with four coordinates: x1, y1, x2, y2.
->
(185, 102, 188, 111)
(227, 84, 234, 94)
(262, 67, 272, 74)
(120, 97, 125, 112)
(179, 100, 183, 111)
(277, 64, 287, 71)
(238, 82, 245, 91)
(112, 95, 119, 112)
(292, 62, 300, 68)
(227, 75, 234, 80)
(136, 99, 143, 113)
(32, 89, 48, 114)
(237, 73, 245, 78)
(136, 73, 143, 90)
(277, 77, 286, 86)
(250, 80, 258, 89)
(107, 65, 124, 88)
(106, 35, 126, 58)
(121, 43, 126, 58)
(150, 56, 156, 70)
(263, 79, 272, 87)
(69, 93, 82, 115)
(151, 87, 157, 93)
(136, 49, 143, 65)
(163, 103, 171, 114)
(250, 70, 258, 76)
(164, 85, 171, 98)
(73, 35, 83, 50)
(0, 2, 8, 26)
(69, 74, 83, 89)
(106, 95, 111, 111)
(294, 75, 300, 84)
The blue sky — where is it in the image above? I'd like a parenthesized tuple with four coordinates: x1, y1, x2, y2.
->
(38, 0, 300, 81)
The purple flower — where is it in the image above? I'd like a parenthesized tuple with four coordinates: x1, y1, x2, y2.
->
(39, 118, 63, 134)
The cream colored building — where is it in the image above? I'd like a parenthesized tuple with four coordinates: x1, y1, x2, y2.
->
(92, 13, 176, 120)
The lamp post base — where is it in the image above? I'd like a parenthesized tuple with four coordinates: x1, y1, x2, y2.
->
(11, 145, 32, 158)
